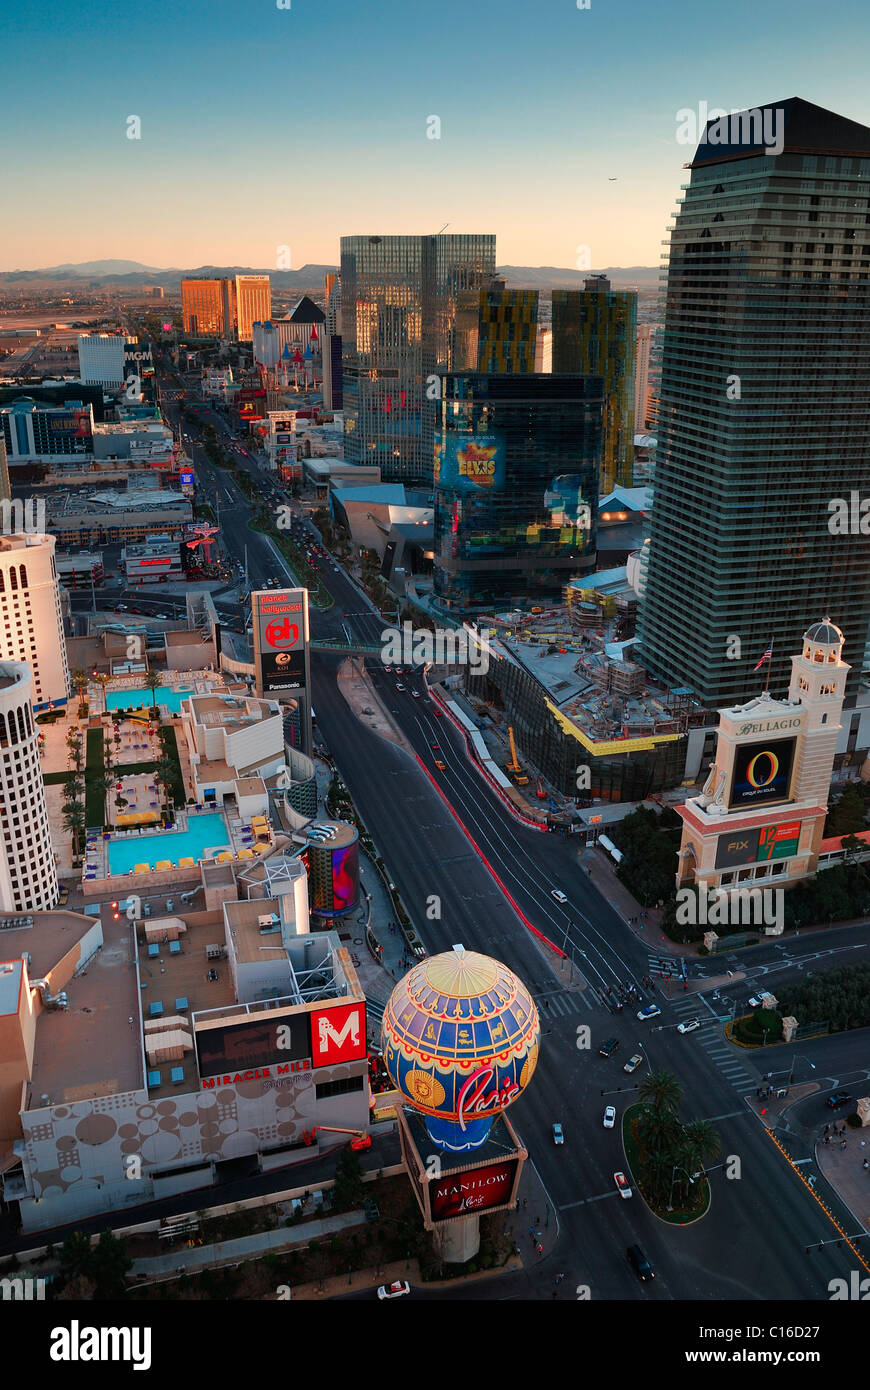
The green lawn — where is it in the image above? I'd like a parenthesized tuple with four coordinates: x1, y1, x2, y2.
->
(622, 1102, 710, 1225)
(157, 726, 185, 806)
(84, 727, 106, 827)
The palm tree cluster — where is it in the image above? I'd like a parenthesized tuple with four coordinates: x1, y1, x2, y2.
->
(634, 1070, 721, 1213)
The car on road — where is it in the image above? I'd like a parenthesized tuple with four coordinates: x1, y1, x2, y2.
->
(603, 1105, 616, 1128)
(432, 706, 442, 716)
(623, 1054, 643, 1073)
(598, 1037, 620, 1058)
(614, 1171, 632, 1199)
(637, 1004, 661, 1021)
(395, 683, 405, 692)
(552, 1123, 564, 1145)
(377, 1280, 410, 1300)
(747, 995, 764, 1010)
(627, 1244, 654, 1281)
(826, 1092, 852, 1109)
(434, 760, 446, 771)
(412, 690, 420, 699)
(384, 667, 392, 673)
(677, 1018, 700, 1034)
(550, 889, 568, 904)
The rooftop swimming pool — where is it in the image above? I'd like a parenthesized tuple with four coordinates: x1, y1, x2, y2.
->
(105, 812, 230, 875)
(106, 686, 194, 715)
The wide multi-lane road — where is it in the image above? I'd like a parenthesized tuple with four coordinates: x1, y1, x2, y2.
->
(166, 372, 869, 1300)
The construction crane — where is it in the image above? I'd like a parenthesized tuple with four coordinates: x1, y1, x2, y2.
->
(302, 1126, 372, 1152)
(507, 727, 529, 786)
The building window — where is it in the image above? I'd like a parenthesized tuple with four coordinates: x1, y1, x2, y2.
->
(314, 1075, 364, 1100)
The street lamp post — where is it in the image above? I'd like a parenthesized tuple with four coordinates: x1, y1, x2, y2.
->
(667, 1165, 695, 1212)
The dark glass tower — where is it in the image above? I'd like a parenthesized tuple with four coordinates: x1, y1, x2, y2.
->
(340, 234, 496, 484)
(433, 374, 602, 614)
(638, 98, 870, 705)
(552, 277, 636, 492)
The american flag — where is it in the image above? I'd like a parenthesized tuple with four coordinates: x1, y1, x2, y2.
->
(753, 641, 773, 672)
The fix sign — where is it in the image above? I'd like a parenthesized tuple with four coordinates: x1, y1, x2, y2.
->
(310, 1002, 367, 1065)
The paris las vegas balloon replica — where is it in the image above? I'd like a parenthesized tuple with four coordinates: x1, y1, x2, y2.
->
(381, 944, 540, 1263)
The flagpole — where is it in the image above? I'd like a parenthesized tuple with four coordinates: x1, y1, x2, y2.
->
(764, 638, 773, 695)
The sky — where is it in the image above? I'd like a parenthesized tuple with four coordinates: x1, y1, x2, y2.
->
(3, 0, 870, 272)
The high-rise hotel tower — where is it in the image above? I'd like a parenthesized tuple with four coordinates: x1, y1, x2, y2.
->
(638, 99, 870, 706)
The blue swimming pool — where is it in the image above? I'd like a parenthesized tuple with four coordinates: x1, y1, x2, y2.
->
(106, 812, 230, 875)
(106, 686, 194, 715)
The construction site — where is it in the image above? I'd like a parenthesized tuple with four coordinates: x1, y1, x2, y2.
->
(460, 597, 714, 803)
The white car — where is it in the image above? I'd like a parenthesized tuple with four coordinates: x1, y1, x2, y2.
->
(550, 889, 568, 905)
(677, 1018, 700, 1034)
(637, 1004, 661, 1021)
(395, 683, 405, 692)
(603, 1105, 616, 1129)
(614, 1171, 632, 1200)
(411, 690, 421, 699)
(377, 1280, 410, 1300)
(748, 995, 763, 1010)
(553, 1122, 564, 1144)
(623, 1054, 643, 1074)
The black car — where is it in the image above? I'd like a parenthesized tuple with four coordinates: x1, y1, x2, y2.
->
(627, 1244, 654, 1281)
(826, 1092, 852, 1109)
(598, 1037, 620, 1058)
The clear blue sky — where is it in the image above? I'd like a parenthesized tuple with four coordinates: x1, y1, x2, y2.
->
(3, 0, 869, 271)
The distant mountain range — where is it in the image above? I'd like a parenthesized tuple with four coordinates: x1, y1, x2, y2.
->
(497, 265, 660, 290)
(0, 263, 340, 289)
(0, 260, 659, 290)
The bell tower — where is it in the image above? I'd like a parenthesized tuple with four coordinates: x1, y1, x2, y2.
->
(788, 619, 848, 805)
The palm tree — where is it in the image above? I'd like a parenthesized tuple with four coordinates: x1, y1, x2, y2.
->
(142, 669, 163, 709)
(638, 1069, 683, 1115)
(71, 669, 88, 700)
(62, 802, 86, 856)
(155, 757, 178, 809)
(682, 1118, 722, 1170)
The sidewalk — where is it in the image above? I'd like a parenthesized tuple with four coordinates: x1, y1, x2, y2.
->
(312, 752, 414, 1023)
(815, 1129, 870, 1238)
(510, 1158, 561, 1270)
(578, 846, 672, 950)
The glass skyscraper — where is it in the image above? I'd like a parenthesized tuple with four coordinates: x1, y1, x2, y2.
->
(552, 277, 636, 492)
(340, 234, 496, 484)
(638, 98, 870, 706)
(433, 373, 602, 614)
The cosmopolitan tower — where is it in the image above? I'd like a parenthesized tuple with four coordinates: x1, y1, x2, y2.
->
(638, 98, 870, 706)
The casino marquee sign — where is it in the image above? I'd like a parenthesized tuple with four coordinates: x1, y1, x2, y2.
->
(728, 736, 796, 811)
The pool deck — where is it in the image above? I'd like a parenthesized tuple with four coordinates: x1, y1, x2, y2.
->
(83, 807, 275, 884)
(92, 671, 226, 716)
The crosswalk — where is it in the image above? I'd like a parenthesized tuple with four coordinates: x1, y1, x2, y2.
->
(530, 985, 591, 1018)
(667, 994, 760, 1094)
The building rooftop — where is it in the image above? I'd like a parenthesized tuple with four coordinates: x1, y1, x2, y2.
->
(236, 776, 266, 797)
(188, 695, 278, 730)
(26, 906, 143, 1108)
(0, 961, 23, 1017)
